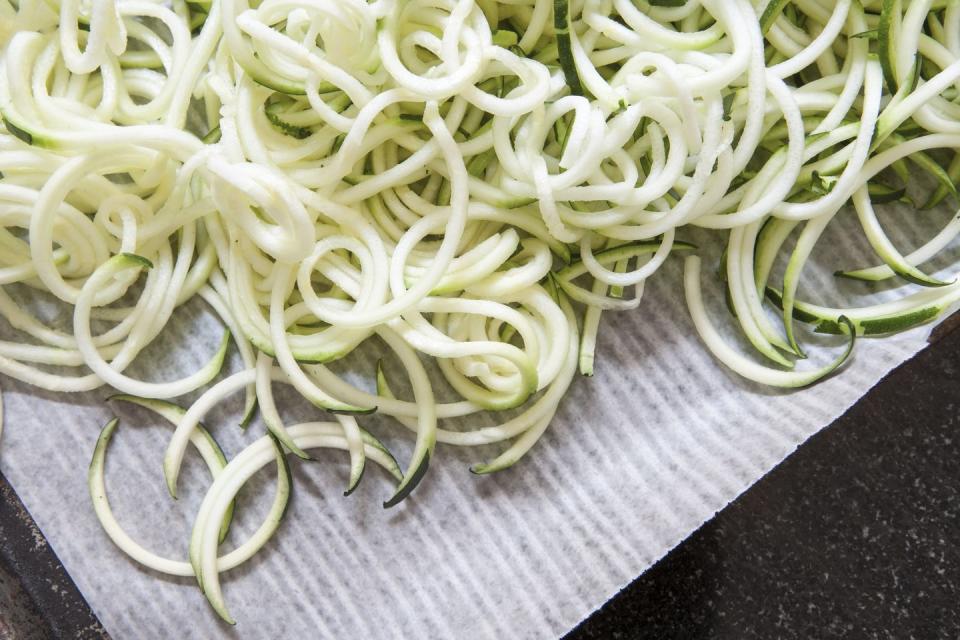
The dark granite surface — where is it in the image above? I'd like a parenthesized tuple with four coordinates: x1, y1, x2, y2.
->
(1, 319, 958, 638)
(567, 319, 960, 640)
(0, 473, 106, 640)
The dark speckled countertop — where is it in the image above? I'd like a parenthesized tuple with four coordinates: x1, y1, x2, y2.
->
(567, 318, 960, 640)
(2, 319, 959, 638)
(0, 474, 106, 640)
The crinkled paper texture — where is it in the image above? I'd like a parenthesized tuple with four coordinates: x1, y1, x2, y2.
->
(0, 203, 954, 639)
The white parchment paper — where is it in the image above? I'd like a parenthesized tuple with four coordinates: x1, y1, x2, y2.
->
(0, 205, 954, 639)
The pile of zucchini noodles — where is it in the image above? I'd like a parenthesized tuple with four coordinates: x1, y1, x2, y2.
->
(2, 0, 960, 622)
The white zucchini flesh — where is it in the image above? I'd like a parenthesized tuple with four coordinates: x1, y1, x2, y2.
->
(189, 422, 402, 623)
(685, 256, 856, 388)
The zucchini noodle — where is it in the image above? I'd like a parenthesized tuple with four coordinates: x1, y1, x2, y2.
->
(2, 0, 960, 622)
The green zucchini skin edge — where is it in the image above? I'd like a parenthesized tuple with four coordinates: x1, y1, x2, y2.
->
(383, 451, 430, 508)
(759, 0, 792, 35)
(106, 395, 237, 543)
(766, 287, 946, 336)
(554, 0, 587, 97)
